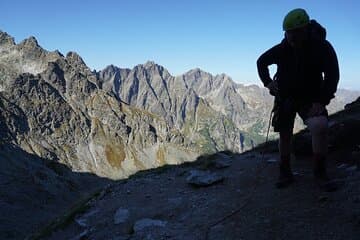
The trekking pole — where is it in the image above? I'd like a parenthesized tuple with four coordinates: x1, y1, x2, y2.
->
(261, 75, 277, 161)
(204, 110, 274, 240)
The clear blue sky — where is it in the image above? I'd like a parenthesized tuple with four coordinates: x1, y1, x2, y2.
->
(1, 0, 359, 90)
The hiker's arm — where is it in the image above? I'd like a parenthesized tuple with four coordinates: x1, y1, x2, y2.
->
(320, 41, 340, 105)
(257, 45, 281, 87)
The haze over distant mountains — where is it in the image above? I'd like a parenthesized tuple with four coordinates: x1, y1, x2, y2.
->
(0, 30, 358, 179)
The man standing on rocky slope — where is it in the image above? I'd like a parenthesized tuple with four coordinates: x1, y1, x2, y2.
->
(256, 8, 339, 188)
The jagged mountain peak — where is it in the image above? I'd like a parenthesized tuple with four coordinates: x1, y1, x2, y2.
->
(0, 32, 62, 77)
(104, 64, 120, 71)
(137, 61, 166, 72)
(53, 49, 64, 57)
(19, 36, 39, 47)
(185, 67, 211, 76)
(131, 61, 172, 80)
(144, 60, 157, 67)
(66, 51, 86, 66)
(215, 72, 232, 81)
(0, 30, 15, 47)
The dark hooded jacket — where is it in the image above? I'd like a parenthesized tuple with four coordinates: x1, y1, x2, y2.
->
(256, 26, 339, 105)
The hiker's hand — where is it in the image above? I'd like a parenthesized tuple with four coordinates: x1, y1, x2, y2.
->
(266, 81, 278, 96)
(308, 103, 326, 117)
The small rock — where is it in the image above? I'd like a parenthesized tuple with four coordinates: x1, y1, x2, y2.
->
(214, 158, 232, 169)
(133, 218, 167, 232)
(75, 218, 87, 227)
(186, 170, 224, 187)
(266, 158, 277, 163)
(114, 208, 130, 224)
(126, 190, 131, 194)
(337, 163, 348, 169)
(75, 209, 99, 227)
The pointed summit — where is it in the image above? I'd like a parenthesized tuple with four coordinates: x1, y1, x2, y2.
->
(103, 64, 119, 72)
(215, 73, 234, 84)
(142, 61, 165, 71)
(134, 61, 169, 75)
(184, 68, 213, 81)
(185, 68, 211, 75)
(144, 60, 156, 67)
(19, 36, 40, 48)
(0, 31, 15, 47)
(66, 51, 86, 67)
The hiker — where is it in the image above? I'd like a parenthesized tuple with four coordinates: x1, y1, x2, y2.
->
(256, 8, 339, 188)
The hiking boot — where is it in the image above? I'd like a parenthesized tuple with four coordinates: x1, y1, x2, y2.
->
(313, 154, 329, 181)
(275, 159, 294, 189)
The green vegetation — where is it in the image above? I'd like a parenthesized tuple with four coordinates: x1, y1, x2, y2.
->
(246, 120, 276, 146)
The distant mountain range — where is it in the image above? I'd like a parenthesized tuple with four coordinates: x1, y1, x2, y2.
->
(0, 30, 358, 179)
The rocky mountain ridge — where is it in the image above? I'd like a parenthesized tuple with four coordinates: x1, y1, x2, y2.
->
(0, 30, 358, 181)
(0, 31, 242, 180)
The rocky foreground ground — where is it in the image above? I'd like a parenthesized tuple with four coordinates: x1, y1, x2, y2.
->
(42, 149, 359, 240)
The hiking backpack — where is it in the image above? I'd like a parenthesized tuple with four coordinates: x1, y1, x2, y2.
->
(309, 19, 326, 41)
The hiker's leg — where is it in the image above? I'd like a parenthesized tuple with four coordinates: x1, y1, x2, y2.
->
(279, 129, 293, 157)
(272, 98, 296, 188)
(276, 129, 294, 188)
(305, 116, 329, 179)
(279, 129, 293, 175)
(273, 98, 295, 157)
(306, 116, 328, 154)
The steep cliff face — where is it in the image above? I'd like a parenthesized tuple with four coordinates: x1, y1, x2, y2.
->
(0, 68, 200, 179)
(97, 63, 272, 153)
(97, 64, 276, 150)
(0, 31, 243, 179)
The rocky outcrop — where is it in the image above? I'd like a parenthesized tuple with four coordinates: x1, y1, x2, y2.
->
(0, 32, 200, 179)
(0, 70, 200, 179)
